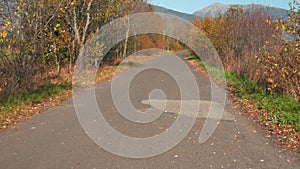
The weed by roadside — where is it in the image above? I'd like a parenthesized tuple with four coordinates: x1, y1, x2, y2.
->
(0, 65, 118, 130)
(0, 54, 159, 130)
(0, 84, 72, 129)
(186, 54, 300, 153)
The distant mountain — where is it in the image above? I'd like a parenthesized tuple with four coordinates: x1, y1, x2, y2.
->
(153, 5, 196, 21)
(194, 3, 229, 18)
(193, 3, 288, 19)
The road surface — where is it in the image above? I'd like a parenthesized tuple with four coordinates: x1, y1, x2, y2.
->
(0, 52, 299, 169)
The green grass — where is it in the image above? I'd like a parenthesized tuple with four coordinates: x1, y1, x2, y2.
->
(225, 73, 300, 131)
(0, 64, 121, 128)
(0, 84, 72, 128)
(187, 54, 226, 80)
(0, 84, 71, 112)
(187, 54, 207, 70)
(187, 54, 300, 132)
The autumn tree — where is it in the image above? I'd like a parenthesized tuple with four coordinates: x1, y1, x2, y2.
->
(56, 0, 108, 68)
(0, 0, 63, 96)
(257, 0, 300, 101)
(193, 5, 276, 78)
(0, 0, 148, 97)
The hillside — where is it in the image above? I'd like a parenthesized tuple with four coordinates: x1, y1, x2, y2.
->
(194, 3, 288, 19)
(153, 5, 196, 21)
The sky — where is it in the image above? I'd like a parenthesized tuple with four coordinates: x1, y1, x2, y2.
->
(149, 0, 291, 14)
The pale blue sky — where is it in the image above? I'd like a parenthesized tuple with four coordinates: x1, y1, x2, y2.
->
(150, 0, 291, 14)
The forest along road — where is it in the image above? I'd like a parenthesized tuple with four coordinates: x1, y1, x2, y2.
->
(0, 52, 299, 169)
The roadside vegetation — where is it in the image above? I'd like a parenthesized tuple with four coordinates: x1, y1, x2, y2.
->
(189, 0, 300, 152)
(187, 53, 300, 152)
(0, 0, 185, 129)
(192, 1, 299, 102)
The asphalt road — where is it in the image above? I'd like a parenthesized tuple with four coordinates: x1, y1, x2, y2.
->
(0, 52, 299, 169)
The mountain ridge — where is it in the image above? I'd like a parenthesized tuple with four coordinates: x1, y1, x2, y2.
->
(193, 2, 288, 19)
(152, 5, 196, 21)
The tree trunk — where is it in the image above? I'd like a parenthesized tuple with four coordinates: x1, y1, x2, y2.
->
(54, 40, 61, 75)
(123, 16, 130, 59)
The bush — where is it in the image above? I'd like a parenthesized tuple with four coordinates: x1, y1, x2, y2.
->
(257, 1, 300, 102)
(192, 1, 300, 102)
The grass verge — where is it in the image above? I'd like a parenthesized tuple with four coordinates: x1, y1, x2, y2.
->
(0, 84, 72, 129)
(0, 54, 157, 130)
(0, 65, 119, 130)
(186, 54, 300, 152)
(225, 73, 300, 131)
